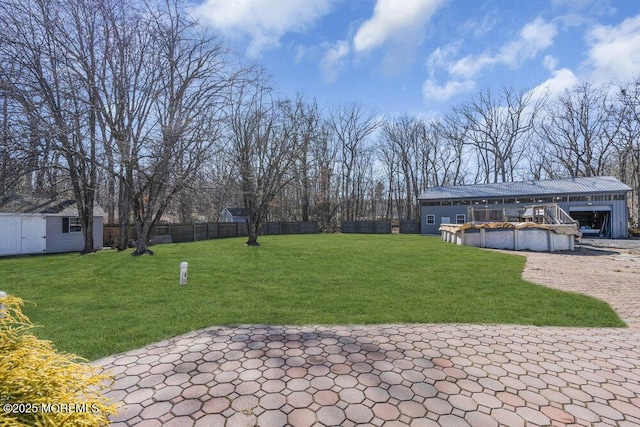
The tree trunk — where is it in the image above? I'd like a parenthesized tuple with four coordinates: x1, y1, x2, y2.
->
(245, 207, 261, 246)
(132, 217, 154, 255)
(80, 204, 95, 254)
(246, 225, 260, 246)
(117, 177, 130, 250)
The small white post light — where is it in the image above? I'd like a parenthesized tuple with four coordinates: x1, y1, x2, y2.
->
(179, 262, 188, 285)
(0, 291, 7, 318)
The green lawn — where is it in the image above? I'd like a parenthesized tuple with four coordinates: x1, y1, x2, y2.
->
(1, 234, 624, 360)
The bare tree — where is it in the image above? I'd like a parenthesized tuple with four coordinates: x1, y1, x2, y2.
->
(379, 115, 424, 220)
(127, 3, 231, 255)
(291, 96, 322, 222)
(0, 0, 103, 253)
(428, 118, 468, 187)
(537, 82, 615, 178)
(227, 75, 302, 245)
(327, 103, 380, 221)
(611, 78, 640, 226)
(0, 88, 38, 197)
(269, 96, 323, 222)
(456, 86, 544, 183)
(309, 122, 341, 230)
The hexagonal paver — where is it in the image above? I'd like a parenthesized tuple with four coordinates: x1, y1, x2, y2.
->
(202, 397, 231, 414)
(140, 401, 173, 420)
(448, 394, 478, 412)
(339, 387, 366, 404)
(345, 404, 374, 423)
(365, 386, 391, 403)
(172, 399, 203, 417)
(231, 395, 258, 412)
(398, 401, 427, 418)
(316, 406, 346, 425)
(258, 410, 287, 426)
(287, 391, 313, 408)
(372, 402, 400, 421)
(423, 397, 453, 415)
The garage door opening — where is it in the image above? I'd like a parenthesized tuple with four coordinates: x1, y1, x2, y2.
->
(569, 206, 612, 238)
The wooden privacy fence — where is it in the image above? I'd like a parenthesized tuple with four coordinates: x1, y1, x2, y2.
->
(103, 221, 319, 246)
(341, 220, 421, 234)
(341, 221, 392, 234)
(399, 220, 421, 234)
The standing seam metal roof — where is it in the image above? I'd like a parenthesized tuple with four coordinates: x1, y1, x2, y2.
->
(417, 176, 632, 200)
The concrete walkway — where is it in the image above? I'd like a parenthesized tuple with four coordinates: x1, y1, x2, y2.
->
(95, 324, 640, 426)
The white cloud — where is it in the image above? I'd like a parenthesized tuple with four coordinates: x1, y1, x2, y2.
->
(530, 68, 580, 101)
(543, 55, 558, 71)
(450, 54, 494, 79)
(501, 18, 557, 66)
(191, 0, 333, 57)
(353, 0, 446, 53)
(319, 0, 446, 81)
(423, 79, 476, 101)
(320, 40, 350, 83)
(450, 17, 558, 79)
(426, 42, 461, 76)
(585, 15, 640, 83)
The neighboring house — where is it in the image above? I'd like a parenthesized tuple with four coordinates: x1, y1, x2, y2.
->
(219, 207, 247, 223)
(418, 176, 632, 238)
(0, 197, 104, 256)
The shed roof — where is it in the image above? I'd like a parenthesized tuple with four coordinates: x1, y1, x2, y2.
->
(223, 207, 247, 217)
(417, 176, 632, 201)
(0, 196, 106, 216)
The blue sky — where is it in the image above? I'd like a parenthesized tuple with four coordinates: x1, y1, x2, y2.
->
(189, 0, 640, 117)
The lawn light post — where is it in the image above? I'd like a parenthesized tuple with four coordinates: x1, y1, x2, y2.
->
(0, 291, 6, 318)
(180, 262, 188, 286)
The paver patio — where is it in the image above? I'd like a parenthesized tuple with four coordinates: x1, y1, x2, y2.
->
(95, 324, 640, 426)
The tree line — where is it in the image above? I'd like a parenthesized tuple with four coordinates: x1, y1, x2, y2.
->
(1, 0, 638, 252)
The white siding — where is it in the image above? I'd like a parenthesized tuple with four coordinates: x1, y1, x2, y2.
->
(45, 216, 104, 253)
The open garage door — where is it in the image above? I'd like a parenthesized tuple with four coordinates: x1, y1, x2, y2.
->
(569, 206, 612, 238)
(0, 214, 46, 256)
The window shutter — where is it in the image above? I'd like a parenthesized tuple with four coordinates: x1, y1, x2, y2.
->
(62, 217, 69, 233)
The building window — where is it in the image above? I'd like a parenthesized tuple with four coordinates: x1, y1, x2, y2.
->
(426, 214, 435, 225)
(568, 195, 589, 202)
(456, 214, 466, 224)
(62, 217, 82, 233)
(535, 197, 553, 203)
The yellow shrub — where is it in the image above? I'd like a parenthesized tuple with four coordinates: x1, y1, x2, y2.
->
(0, 294, 118, 426)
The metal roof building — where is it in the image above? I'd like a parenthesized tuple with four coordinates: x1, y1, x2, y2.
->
(418, 176, 632, 238)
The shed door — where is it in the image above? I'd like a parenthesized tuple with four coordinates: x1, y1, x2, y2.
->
(20, 216, 47, 254)
(0, 215, 23, 256)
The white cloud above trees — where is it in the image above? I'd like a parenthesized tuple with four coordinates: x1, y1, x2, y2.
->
(585, 15, 640, 82)
(352, 0, 445, 53)
(424, 17, 558, 101)
(191, 0, 333, 57)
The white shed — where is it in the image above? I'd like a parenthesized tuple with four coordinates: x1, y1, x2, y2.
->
(219, 207, 247, 223)
(0, 198, 104, 256)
